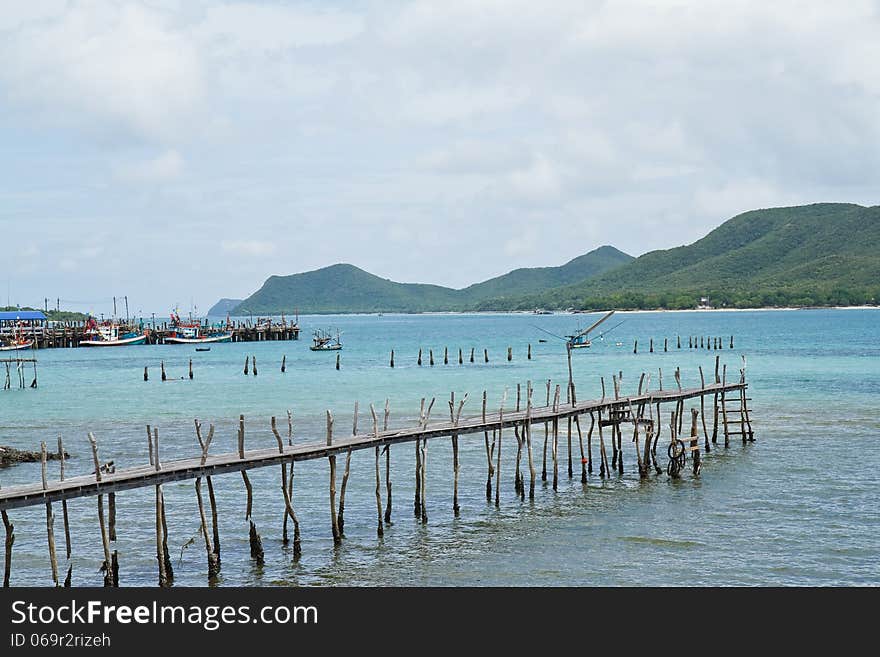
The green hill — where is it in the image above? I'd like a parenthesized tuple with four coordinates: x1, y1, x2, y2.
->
(484, 203, 880, 310)
(207, 298, 244, 316)
(458, 246, 632, 302)
(230, 246, 631, 314)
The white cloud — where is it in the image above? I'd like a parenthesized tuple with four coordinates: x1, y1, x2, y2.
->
(221, 240, 277, 257)
(114, 150, 184, 183)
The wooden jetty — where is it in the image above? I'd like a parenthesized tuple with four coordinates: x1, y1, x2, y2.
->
(3, 320, 299, 349)
(0, 358, 754, 587)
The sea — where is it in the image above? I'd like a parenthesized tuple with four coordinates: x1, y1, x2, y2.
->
(1, 309, 878, 586)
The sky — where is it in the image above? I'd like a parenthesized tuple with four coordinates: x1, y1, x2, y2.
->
(2, 0, 879, 317)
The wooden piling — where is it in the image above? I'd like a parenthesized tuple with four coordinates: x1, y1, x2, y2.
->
(507, 346, 512, 361)
(244, 356, 249, 375)
(650, 338, 653, 353)
(459, 348, 463, 365)
(195, 478, 220, 580)
(449, 392, 467, 516)
(189, 358, 193, 380)
(470, 347, 475, 363)
(484, 348, 488, 363)
(156, 484, 169, 587)
(87, 433, 113, 586)
(495, 396, 504, 508)
(698, 366, 710, 452)
(730, 335, 734, 349)
(690, 408, 701, 475)
(527, 343, 531, 360)
(664, 337, 668, 352)
(418, 348, 422, 366)
(712, 355, 720, 444)
(384, 399, 393, 524)
(57, 437, 71, 561)
(335, 353, 340, 370)
(108, 492, 116, 541)
(482, 391, 493, 500)
(525, 382, 536, 499)
(542, 379, 550, 482)
(677, 335, 681, 349)
(327, 411, 340, 545)
(634, 339, 638, 354)
(272, 416, 302, 555)
(586, 411, 595, 475)
(41, 442, 59, 586)
(337, 402, 357, 536)
(444, 347, 448, 365)
(429, 349, 434, 366)
(252, 356, 258, 376)
(721, 364, 730, 447)
(2, 507, 13, 587)
(144, 366, 148, 382)
(161, 361, 167, 381)
(552, 385, 560, 491)
(282, 355, 287, 372)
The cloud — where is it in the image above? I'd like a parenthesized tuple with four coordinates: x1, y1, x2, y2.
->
(114, 150, 184, 183)
(221, 240, 277, 257)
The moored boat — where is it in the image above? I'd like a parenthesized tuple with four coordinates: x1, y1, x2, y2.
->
(80, 319, 147, 347)
(0, 338, 33, 351)
(309, 329, 342, 351)
(164, 311, 232, 344)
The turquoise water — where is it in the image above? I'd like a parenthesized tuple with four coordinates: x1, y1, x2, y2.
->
(1, 309, 878, 586)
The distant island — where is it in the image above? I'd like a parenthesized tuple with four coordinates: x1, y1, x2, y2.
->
(213, 203, 879, 314)
(206, 298, 245, 317)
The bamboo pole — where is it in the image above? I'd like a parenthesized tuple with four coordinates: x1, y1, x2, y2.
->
(699, 366, 710, 452)
(586, 411, 595, 475)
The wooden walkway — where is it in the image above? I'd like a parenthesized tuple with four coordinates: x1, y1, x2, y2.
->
(0, 381, 745, 511)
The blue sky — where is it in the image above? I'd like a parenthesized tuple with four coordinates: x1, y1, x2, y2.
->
(2, 0, 879, 316)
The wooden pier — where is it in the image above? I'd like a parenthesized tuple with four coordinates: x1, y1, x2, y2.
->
(0, 358, 755, 587)
(1, 320, 299, 349)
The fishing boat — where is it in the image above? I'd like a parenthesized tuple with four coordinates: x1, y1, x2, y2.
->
(80, 319, 147, 347)
(0, 321, 33, 351)
(533, 310, 621, 350)
(164, 311, 232, 344)
(0, 337, 33, 351)
(309, 329, 342, 351)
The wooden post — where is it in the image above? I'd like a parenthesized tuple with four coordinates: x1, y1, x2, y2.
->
(552, 385, 560, 491)
(243, 356, 249, 375)
(699, 366, 710, 452)
(418, 348, 422, 366)
(156, 484, 169, 587)
(712, 355, 720, 444)
(337, 402, 357, 536)
(730, 335, 734, 349)
(194, 477, 220, 580)
(161, 361, 166, 381)
(721, 364, 730, 447)
(527, 343, 531, 360)
(57, 437, 71, 562)
(649, 338, 653, 353)
(586, 411, 595, 475)
(41, 442, 59, 586)
(282, 354, 287, 372)
(429, 349, 434, 366)
(335, 353, 340, 370)
(597, 409, 609, 478)
(1, 506, 12, 587)
(629, 402, 645, 478)
(368, 404, 383, 536)
(87, 433, 113, 587)
(495, 394, 504, 508)
(449, 392, 467, 516)
(484, 348, 488, 363)
(195, 421, 220, 561)
(677, 335, 681, 349)
(525, 382, 536, 499)
(384, 399, 393, 523)
(327, 411, 340, 545)
(188, 358, 193, 380)
(272, 417, 301, 555)
(108, 492, 116, 541)
(542, 379, 550, 481)
(483, 391, 493, 500)
(664, 337, 668, 352)
(143, 366, 148, 381)
(459, 348, 463, 365)
(507, 346, 512, 361)
(633, 339, 637, 354)
(691, 408, 701, 475)
(470, 347, 475, 363)
(444, 347, 448, 365)
(389, 350, 394, 368)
